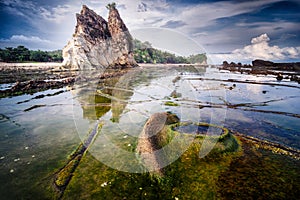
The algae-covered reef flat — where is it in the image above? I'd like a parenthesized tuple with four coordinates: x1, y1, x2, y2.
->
(60, 124, 300, 200)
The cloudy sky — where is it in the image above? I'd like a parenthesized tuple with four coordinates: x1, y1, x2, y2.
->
(0, 0, 299, 63)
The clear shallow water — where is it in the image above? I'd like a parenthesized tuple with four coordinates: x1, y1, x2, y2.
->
(0, 65, 299, 198)
(191, 68, 300, 148)
(0, 83, 13, 91)
(0, 88, 81, 198)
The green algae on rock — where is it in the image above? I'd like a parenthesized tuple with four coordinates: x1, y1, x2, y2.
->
(61, 121, 242, 199)
(164, 101, 179, 106)
(136, 112, 180, 176)
(52, 110, 300, 199)
(53, 123, 103, 198)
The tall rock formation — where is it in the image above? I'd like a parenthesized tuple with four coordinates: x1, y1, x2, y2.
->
(62, 5, 137, 70)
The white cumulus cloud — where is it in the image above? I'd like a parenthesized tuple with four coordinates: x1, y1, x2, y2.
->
(210, 33, 300, 64)
(250, 33, 269, 44)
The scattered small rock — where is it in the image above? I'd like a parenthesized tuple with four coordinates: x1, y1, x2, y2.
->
(170, 90, 182, 98)
(172, 76, 181, 83)
(101, 182, 108, 187)
(276, 74, 283, 81)
(290, 75, 299, 82)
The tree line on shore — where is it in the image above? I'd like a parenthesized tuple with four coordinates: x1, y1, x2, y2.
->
(0, 46, 63, 62)
(133, 39, 207, 64)
(0, 39, 207, 64)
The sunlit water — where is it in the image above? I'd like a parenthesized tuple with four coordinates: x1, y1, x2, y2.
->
(0, 65, 299, 198)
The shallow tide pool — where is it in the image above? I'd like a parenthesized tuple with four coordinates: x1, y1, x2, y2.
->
(0, 65, 299, 199)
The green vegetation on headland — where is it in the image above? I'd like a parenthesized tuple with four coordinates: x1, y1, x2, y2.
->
(133, 39, 207, 64)
(0, 46, 63, 62)
(0, 40, 207, 64)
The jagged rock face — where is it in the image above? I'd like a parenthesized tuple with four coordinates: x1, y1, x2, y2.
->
(108, 8, 128, 37)
(76, 5, 111, 43)
(62, 5, 137, 70)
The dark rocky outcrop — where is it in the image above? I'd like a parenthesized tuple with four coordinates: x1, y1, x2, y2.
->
(222, 60, 300, 72)
(222, 61, 251, 69)
(252, 59, 300, 71)
(252, 59, 274, 68)
(0, 78, 75, 98)
(221, 60, 300, 80)
(62, 5, 137, 70)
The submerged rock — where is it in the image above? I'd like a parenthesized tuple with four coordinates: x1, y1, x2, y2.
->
(136, 112, 179, 175)
(62, 5, 137, 70)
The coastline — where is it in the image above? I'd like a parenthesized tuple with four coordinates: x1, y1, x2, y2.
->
(0, 62, 208, 70)
(139, 63, 208, 67)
